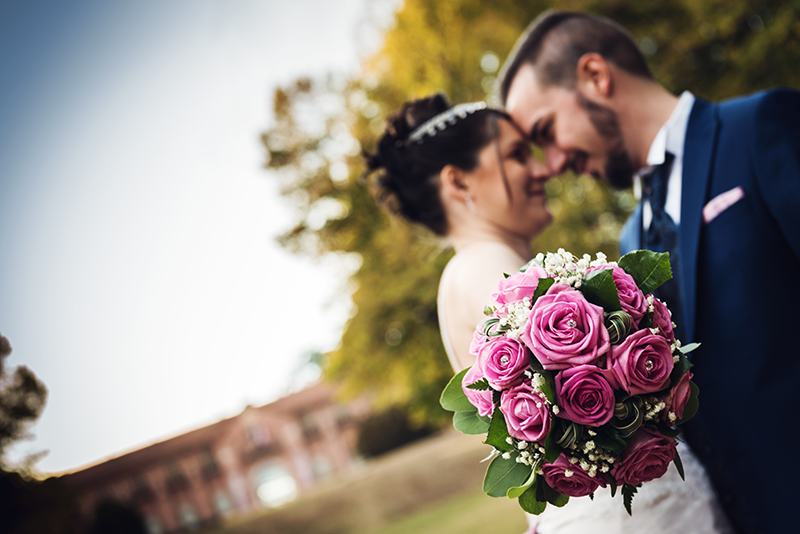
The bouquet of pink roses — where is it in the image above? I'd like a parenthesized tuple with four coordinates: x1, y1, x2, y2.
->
(440, 249, 699, 515)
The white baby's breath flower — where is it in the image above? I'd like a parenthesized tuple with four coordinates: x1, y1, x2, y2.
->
(564, 469, 574, 478)
(552, 405, 560, 415)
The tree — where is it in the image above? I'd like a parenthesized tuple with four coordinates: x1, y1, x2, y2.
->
(0, 332, 47, 465)
(263, 0, 800, 425)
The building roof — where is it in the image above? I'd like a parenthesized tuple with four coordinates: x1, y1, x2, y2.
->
(62, 382, 339, 489)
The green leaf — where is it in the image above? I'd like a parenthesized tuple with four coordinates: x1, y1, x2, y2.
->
(531, 277, 555, 304)
(483, 306, 496, 316)
(542, 480, 570, 507)
(607, 474, 618, 498)
(670, 351, 694, 385)
(680, 342, 701, 354)
(483, 453, 533, 497)
(485, 410, 512, 452)
(655, 424, 682, 438)
(543, 427, 562, 463)
(453, 411, 490, 435)
(440, 368, 475, 413)
(618, 250, 672, 295)
(594, 430, 627, 455)
(622, 483, 639, 516)
(676, 381, 700, 425)
(507, 467, 537, 499)
(518, 485, 547, 515)
(673, 448, 685, 481)
(466, 378, 491, 391)
(580, 269, 622, 311)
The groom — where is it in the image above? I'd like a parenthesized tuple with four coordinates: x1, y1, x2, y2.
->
(498, 10, 800, 534)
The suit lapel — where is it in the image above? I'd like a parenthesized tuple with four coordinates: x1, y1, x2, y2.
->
(680, 98, 720, 343)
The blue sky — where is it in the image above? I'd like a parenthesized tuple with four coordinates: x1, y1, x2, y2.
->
(0, 0, 377, 473)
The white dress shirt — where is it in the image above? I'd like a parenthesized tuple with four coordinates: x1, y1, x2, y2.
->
(635, 91, 696, 230)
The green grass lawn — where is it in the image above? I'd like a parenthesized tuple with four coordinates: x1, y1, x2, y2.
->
(206, 430, 529, 534)
(361, 488, 527, 534)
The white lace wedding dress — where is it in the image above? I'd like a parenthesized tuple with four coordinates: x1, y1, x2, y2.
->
(437, 241, 733, 534)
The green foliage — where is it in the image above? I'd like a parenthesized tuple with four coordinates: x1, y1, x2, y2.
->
(622, 483, 639, 516)
(581, 269, 622, 311)
(482, 453, 532, 497)
(484, 411, 512, 452)
(618, 250, 673, 295)
(0, 333, 47, 465)
(356, 406, 436, 458)
(263, 0, 800, 426)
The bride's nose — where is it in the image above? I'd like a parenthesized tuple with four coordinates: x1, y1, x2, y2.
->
(529, 156, 552, 182)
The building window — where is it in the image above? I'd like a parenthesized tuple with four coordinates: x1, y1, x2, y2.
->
(246, 423, 271, 447)
(144, 516, 164, 534)
(300, 414, 319, 441)
(200, 447, 220, 480)
(212, 489, 233, 516)
(252, 462, 297, 507)
(312, 454, 332, 479)
(176, 502, 200, 531)
(165, 461, 190, 493)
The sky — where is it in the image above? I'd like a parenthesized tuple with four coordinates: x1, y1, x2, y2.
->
(0, 0, 388, 474)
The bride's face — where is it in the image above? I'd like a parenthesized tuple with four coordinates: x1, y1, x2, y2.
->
(465, 117, 552, 239)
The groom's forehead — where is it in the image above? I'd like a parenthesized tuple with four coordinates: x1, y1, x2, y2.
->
(506, 65, 557, 133)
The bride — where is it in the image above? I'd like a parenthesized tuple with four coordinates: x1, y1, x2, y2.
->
(365, 93, 731, 533)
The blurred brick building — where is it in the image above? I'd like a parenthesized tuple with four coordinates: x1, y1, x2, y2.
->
(63, 383, 370, 533)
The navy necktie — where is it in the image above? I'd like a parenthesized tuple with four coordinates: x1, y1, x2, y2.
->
(641, 152, 685, 341)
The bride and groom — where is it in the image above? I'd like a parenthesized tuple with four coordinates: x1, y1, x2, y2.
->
(366, 10, 799, 534)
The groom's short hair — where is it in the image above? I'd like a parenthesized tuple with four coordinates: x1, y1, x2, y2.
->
(498, 10, 653, 104)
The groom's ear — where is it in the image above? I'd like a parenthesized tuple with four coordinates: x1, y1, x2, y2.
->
(576, 53, 613, 98)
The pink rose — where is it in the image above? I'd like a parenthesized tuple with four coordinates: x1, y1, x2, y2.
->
(476, 336, 530, 390)
(492, 264, 549, 306)
(611, 426, 677, 486)
(661, 371, 693, 424)
(542, 453, 606, 497)
(469, 328, 490, 357)
(608, 329, 674, 395)
(588, 265, 648, 327)
(650, 297, 675, 342)
(462, 365, 494, 417)
(500, 382, 551, 443)
(555, 364, 615, 427)
(520, 284, 610, 370)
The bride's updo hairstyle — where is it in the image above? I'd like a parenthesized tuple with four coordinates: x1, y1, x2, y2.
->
(364, 93, 509, 236)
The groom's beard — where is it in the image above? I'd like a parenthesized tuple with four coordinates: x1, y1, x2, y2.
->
(576, 93, 636, 190)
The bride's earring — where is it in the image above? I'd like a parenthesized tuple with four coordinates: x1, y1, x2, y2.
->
(464, 192, 476, 213)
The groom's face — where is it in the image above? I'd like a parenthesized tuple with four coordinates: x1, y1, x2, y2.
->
(505, 64, 636, 189)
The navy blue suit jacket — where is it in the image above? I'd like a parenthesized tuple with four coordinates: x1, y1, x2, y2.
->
(620, 89, 800, 534)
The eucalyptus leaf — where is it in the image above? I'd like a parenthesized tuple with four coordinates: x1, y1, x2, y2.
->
(676, 381, 700, 425)
(518, 485, 547, 515)
(618, 250, 672, 295)
(485, 410, 512, 452)
(507, 467, 537, 499)
(680, 342, 701, 354)
(440, 367, 475, 413)
(453, 411, 490, 435)
(483, 453, 533, 497)
(581, 269, 622, 311)
(673, 448, 685, 480)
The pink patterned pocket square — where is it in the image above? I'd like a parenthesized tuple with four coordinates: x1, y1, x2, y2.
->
(702, 186, 745, 224)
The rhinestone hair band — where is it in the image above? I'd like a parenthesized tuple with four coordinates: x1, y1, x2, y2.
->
(407, 101, 488, 144)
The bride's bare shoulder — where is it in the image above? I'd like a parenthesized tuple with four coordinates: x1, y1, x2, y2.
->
(444, 242, 527, 285)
